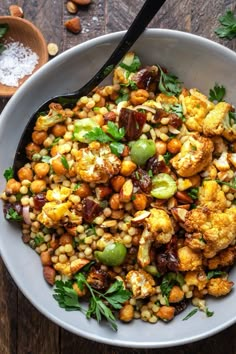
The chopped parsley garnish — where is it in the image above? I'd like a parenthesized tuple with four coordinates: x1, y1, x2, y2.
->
(115, 92, 129, 105)
(3, 167, 14, 181)
(34, 235, 45, 246)
(207, 270, 227, 280)
(229, 111, 236, 126)
(158, 66, 182, 96)
(5, 207, 23, 222)
(160, 272, 185, 301)
(169, 103, 186, 122)
(182, 308, 198, 321)
(163, 152, 173, 164)
(205, 308, 214, 317)
(85, 225, 97, 236)
(51, 137, 61, 146)
(53, 275, 131, 331)
(215, 10, 236, 40)
(188, 187, 199, 200)
(215, 176, 236, 190)
(119, 54, 141, 72)
(209, 83, 226, 102)
(73, 183, 81, 191)
(61, 156, 69, 170)
(85, 121, 125, 156)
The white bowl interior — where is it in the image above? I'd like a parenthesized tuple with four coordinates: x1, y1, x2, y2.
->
(0, 29, 236, 348)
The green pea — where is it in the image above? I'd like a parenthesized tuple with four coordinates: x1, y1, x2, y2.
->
(73, 118, 99, 143)
(130, 139, 156, 165)
(94, 242, 127, 266)
(151, 173, 177, 199)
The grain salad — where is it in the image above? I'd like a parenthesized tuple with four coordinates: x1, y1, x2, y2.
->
(2, 52, 236, 330)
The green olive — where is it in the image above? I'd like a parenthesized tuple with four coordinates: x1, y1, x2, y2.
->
(94, 242, 127, 266)
(130, 139, 156, 165)
(73, 118, 99, 143)
(151, 173, 177, 199)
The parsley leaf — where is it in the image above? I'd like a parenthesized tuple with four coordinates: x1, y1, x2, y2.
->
(182, 308, 198, 321)
(61, 156, 69, 170)
(160, 272, 185, 299)
(0, 24, 9, 54)
(84, 127, 112, 143)
(215, 10, 236, 40)
(158, 66, 182, 96)
(209, 83, 226, 102)
(163, 152, 173, 164)
(187, 187, 199, 200)
(5, 207, 23, 222)
(229, 111, 236, 126)
(215, 176, 236, 190)
(34, 235, 45, 246)
(3, 167, 14, 181)
(115, 93, 129, 105)
(53, 280, 81, 310)
(207, 270, 227, 280)
(205, 308, 214, 317)
(110, 142, 125, 156)
(107, 121, 125, 140)
(119, 54, 141, 72)
(169, 103, 186, 122)
(103, 281, 131, 309)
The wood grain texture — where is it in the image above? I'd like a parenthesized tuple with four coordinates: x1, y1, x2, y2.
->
(0, 0, 236, 353)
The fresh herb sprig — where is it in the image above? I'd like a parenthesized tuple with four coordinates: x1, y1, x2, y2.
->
(119, 54, 141, 72)
(3, 167, 14, 181)
(207, 270, 227, 280)
(209, 83, 226, 102)
(160, 272, 185, 305)
(85, 121, 125, 156)
(187, 187, 199, 200)
(215, 10, 236, 40)
(5, 207, 23, 222)
(0, 23, 9, 54)
(158, 66, 182, 97)
(53, 275, 131, 331)
(215, 176, 236, 190)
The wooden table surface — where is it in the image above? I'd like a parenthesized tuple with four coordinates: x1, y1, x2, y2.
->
(1, 0, 236, 353)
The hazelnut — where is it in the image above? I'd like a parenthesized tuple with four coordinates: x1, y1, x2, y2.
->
(9, 5, 23, 18)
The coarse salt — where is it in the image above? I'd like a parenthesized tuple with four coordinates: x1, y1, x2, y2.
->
(0, 41, 39, 87)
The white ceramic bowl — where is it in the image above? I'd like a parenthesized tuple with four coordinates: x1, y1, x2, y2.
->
(0, 29, 236, 348)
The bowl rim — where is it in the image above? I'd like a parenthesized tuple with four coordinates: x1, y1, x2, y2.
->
(0, 15, 48, 98)
(1, 28, 236, 348)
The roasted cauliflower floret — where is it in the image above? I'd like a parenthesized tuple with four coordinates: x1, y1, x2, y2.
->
(184, 207, 236, 258)
(181, 89, 214, 132)
(207, 246, 236, 269)
(170, 133, 214, 177)
(125, 270, 156, 299)
(35, 103, 66, 131)
(75, 143, 121, 183)
(37, 201, 72, 227)
(177, 246, 202, 271)
(185, 271, 208, 291)
(207, 278, 234, 297)
(135, 209, 175, 267)
(203, 102, 236, 141)
(213, 152, 230, 172)
(156, 93, 178, 106)
(46, 186, 71, 202)
(198, 180, 227, 212)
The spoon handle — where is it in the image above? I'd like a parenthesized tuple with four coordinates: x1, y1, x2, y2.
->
(71, 0, 166, 97)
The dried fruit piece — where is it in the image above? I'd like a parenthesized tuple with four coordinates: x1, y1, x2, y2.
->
(47, 43, 59, 57)
(64, 17, 81, 34)
(82, 198, 102, 223)
(119, 108, 146, 141)
(9, 5, 23, 17)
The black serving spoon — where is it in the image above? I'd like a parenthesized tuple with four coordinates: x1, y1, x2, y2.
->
(13, 0, 166, 172)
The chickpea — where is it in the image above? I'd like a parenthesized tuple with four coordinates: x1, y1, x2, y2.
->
(40, 250, 52, 266)
(109, 193, 123, 210)
(95, 96, 106, 107)
(168, 285, 184, 303)
(30, 179, 47, 193)
(156, 305, 175, 321)
(110, 175, 126, 192)
(74, 183, 92, 198)
(120, 161, 137, 177)
(51, 124, 67, 137)
(130, 89, 149, 105)
(5, 178, 21, 194)
(93, 114, 104, 127)
(32, 131, 47, 145)
(51, 157, 67, 175)
(34, 163, 50, 178)
(59, 233, 73, 245)
(25, 142, 40, 160)
(50, 145, 59, 157)
(167, 138, 182, 154)
(155, 140, 167, 155)
(119, 304, 134, 322)
(133, 194, 147, 210)
(72, 282, 87, 297)
(17, 167, 33, 182)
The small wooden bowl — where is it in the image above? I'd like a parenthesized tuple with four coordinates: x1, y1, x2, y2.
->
(0, 16, 48, 97)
